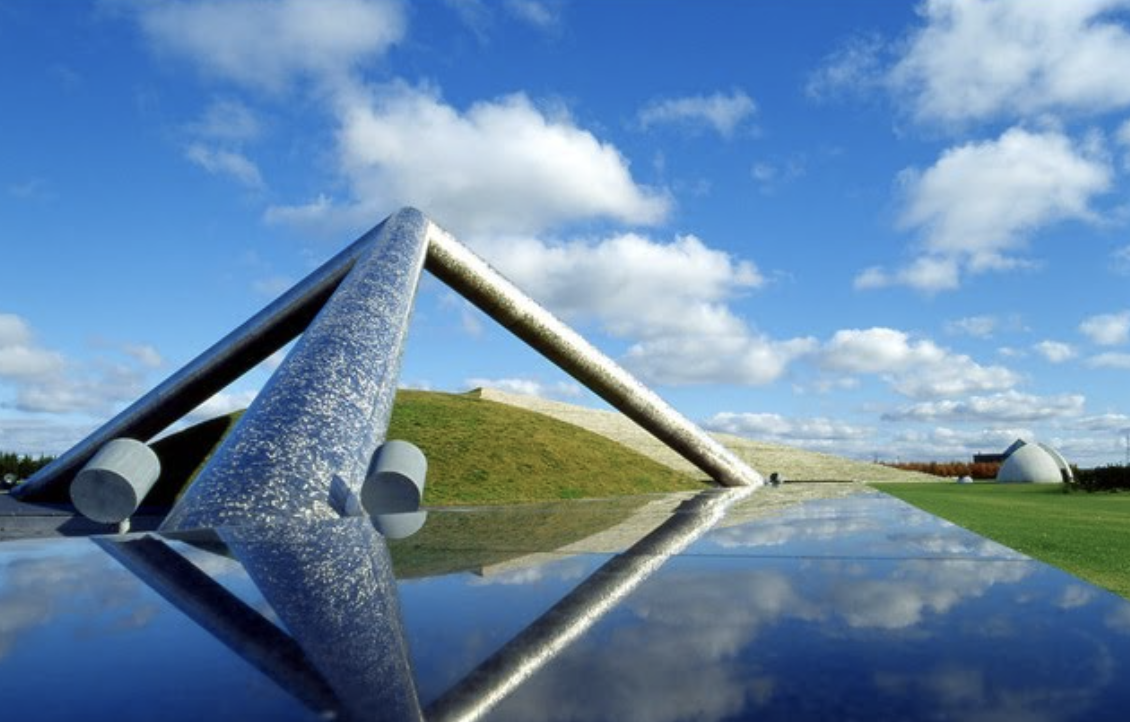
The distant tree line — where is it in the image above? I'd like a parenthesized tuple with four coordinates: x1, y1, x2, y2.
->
(882, 460, 1001, 479)
(0, 451, 54, 480)
(1070, 465, 1130, 492)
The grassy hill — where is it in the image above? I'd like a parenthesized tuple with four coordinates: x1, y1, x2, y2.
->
(149, 389, 701, 506)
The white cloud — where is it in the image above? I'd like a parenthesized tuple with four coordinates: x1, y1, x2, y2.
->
(469, 231, 814, 386)
(269, 84, 669, 236)
(482, 233, 762, 339)
(819, 327, 1018, 398)
(0, 314, 65, 380)
(188, 99, 262, 142)
(184, 389, 258, 424)
(123, 344, 164, 369)
(185, 143, 264, 188)
(705, 411, 871, 446)
(624, 334, 817, 386)
(1080, 310, 1130, 345)
(1087, 352, 1130, 370)
(1075, 412, 1130, 431)
(889, 0, 1130, 125)
(505, 0, 562, 30)
(1113, 245, 1130, 275)
(868, 128, 1112, 291)
(637, 90, 757, 139)
(1034, 340, 1076, 364)
(944, 315, 997, 338)
(805, 33, 885, 101)
(464, 377, 581, 400)
(1, 318, 161, 416)
(882, 390, 1086, 423)
(135, 0, 406, 92)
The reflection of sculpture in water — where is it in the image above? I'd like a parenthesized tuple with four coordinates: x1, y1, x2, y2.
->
(97, 486, 752, 722)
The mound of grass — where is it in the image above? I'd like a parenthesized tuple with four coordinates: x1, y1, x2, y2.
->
(388, 390, 701, 504)
(146, 390, 700, 507)
(874, 482, 1130, 599)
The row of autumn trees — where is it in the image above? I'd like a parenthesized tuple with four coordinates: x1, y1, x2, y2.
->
(0, 452, 54, 480)
(882, 461, 1001, 479)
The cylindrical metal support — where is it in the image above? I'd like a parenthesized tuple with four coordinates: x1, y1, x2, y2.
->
(371, 511, 429, 540)
(14, 224, 381, 502)
(424, 222, 762, 488)
(70, 438, 161, 524)
(362, 440, 427, 515)
(161, 209, 430, 531)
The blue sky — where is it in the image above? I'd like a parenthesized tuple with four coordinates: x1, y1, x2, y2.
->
(3, 0, 1130, 466)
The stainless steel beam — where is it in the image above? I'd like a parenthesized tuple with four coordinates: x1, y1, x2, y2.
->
(424, 221, 763, 488)
(13, 224, 383, 502)
(161, 209, 429, 530)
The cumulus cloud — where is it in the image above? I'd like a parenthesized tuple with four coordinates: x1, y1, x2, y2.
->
(268, 84, 669, 236)
(637, 90, 757, 138)
(888, 0, 1130, 125)
(863, 128, 1111, 292)
(185, 143, 264, 188)
(1080, 310, 1130, 345)
(805, 33, 886, 101)
(1, 314, 161, 416)
(0, 313, 65, 380)
(624, 334, 817, 386)
(466, 231, 813, 386)
(464, 377, 581, 401)
(1113, 245, 1130, 275)
(184, 389, 258, 424)
(882, 390, 1086, 423)
(944, 315, 997, 338)
(188, 98, 263, 142)
(482, 233, 761, 338)
(819, 327, 1018, 398)
(1034, 340, 1076, 364)
(705, 411, 871, 447)
(1086, 352, 1130, 370)
(134, 0, 406, 92)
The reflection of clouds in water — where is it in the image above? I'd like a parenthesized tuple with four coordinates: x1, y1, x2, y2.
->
(713, 506, 880, 548)
(874, 657, 1113, 722)
(0, 544, 154, 660)
(1058, 584, 1098, 610)
(1106, 604, 1130, 635)
(833, 560, 1032, 630)
(490, 557, 1038, 722)
(712, 498, 1019, 559)
(468, 557, 590, 587)
(492, 569, 800, 722)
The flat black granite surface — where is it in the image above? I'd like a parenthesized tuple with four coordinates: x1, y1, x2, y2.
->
(2, 486, 1128, 721)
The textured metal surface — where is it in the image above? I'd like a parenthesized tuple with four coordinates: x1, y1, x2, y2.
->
(427, 487, 754, 722)
(424, 221, 763, 488)
(161, 209, 429, 531)
(13, 225, 380, 502)
(221, 518, 424, 722)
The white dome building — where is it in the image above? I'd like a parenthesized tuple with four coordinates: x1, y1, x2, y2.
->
(995, 439, 1073, 484)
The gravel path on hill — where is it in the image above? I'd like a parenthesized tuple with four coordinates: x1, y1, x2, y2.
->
(471, 388, 938, 484)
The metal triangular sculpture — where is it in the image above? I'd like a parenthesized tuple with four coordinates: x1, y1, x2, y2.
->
(15, 208, 761, 526)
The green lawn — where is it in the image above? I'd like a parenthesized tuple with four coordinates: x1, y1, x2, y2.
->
(874, 482, 1130, 600)
(144, 390, 702, 507)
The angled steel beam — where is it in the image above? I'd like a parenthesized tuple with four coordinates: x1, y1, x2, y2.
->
(161, 209, 429, 530)
(424, 221, 762, 488)
(13, 224, 383, 502)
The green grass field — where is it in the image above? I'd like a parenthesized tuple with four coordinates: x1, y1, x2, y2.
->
(146, 389, 702, 507)
(388, 390, 701, 504)
(875, 482, 1130, 599)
